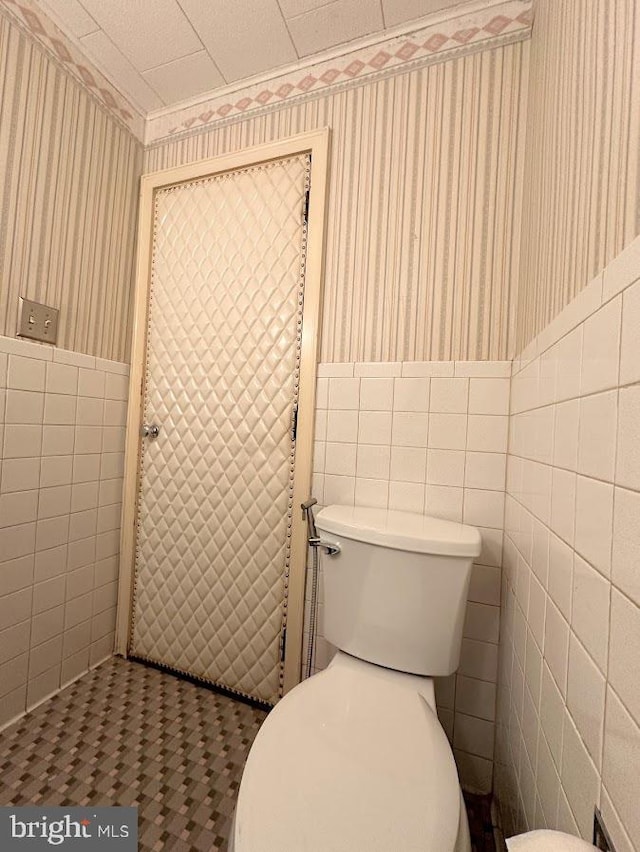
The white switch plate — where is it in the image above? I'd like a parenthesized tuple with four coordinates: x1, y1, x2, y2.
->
(17, 297, 59, 344)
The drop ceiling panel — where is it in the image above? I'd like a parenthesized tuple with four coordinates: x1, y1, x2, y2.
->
(80, 30, 164, 112)
(27, 0, 527, 120)
(143, 51, 225, 105)
(178, 0, 297, 83)
(382, 0, 471, 27)
(40, 0, 98, 38)
(287, 0, 384, 58)
(79, 0, 203, 71)
(278, 0, 336, 17)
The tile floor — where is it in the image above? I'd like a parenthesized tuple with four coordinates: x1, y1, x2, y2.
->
(0, 656, 496, 851)
(0, 657, 265, 851)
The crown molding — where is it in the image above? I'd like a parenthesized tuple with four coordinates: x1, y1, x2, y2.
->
(145, 0, 532, 144)
(0, 0, 145, 139)
(1, 0, 532, 148)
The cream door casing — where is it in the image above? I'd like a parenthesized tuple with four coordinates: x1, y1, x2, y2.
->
(129, 154, 311, 704)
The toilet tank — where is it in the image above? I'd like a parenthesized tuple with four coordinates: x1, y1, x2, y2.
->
(315, 506, 482, 677)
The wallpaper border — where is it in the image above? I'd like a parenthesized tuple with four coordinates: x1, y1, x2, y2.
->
(0, 0, 144, 139)
(146, 0, 532, 143)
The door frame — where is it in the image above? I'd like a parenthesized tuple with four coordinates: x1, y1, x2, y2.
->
(115, 128, 331, 697)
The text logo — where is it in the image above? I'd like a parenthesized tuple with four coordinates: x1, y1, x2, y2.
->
(0, 808, 137, 850)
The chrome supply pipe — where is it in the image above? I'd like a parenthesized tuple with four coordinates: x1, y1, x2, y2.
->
(301, 498, 341, 556)
(301, 498, 320, 679)
(301, 498, 342, 680)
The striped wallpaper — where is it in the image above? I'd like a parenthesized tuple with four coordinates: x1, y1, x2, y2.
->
(145, 41, 529, 364)
(0, 8, 142, 363)
(6, 0, 637, 366)
(515, 0, 640, 353)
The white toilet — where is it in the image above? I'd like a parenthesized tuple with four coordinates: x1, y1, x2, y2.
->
(230, 504, 482, 852)
(230, 504, 600, 852)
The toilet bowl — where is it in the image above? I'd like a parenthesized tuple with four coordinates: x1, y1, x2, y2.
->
(231, 505, 483, 851)
(232, 651, 470, 851)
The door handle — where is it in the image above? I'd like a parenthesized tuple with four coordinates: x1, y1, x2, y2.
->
(141, 424, 160, 439)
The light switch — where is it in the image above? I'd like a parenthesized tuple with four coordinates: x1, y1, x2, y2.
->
(17, 297, 59, 344)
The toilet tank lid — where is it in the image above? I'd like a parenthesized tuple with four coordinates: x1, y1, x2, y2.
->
(316, 505, 481, 557)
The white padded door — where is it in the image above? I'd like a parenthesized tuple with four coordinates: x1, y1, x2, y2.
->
(130, 154, 310, 705)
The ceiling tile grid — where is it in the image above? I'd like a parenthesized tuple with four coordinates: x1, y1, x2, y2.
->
(2, 0, 533, 141)
(81, 0, 203, 70)
(79, 28, 164, 112)
(142, 50, 225, 106)
(177, 0, 298, 84)
(383, 0, 471, 28)
(286, 0, 384, 58)
(0, 0, 145, 136)
(148, 0, 533, 143)
(37, 0, 95, 37)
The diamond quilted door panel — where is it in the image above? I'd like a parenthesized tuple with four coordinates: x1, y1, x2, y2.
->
(130, 155, 310, 705)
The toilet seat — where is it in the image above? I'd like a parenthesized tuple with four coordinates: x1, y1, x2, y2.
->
(232, 652, 462, 852)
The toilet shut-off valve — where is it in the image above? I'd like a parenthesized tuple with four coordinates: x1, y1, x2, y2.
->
(301, 498, 341, 556)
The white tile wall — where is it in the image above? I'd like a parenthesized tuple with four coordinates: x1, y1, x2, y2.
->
(0, 335, 128, 729)
(496, 234, 640, 852)
(308, 359, 511, 793)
